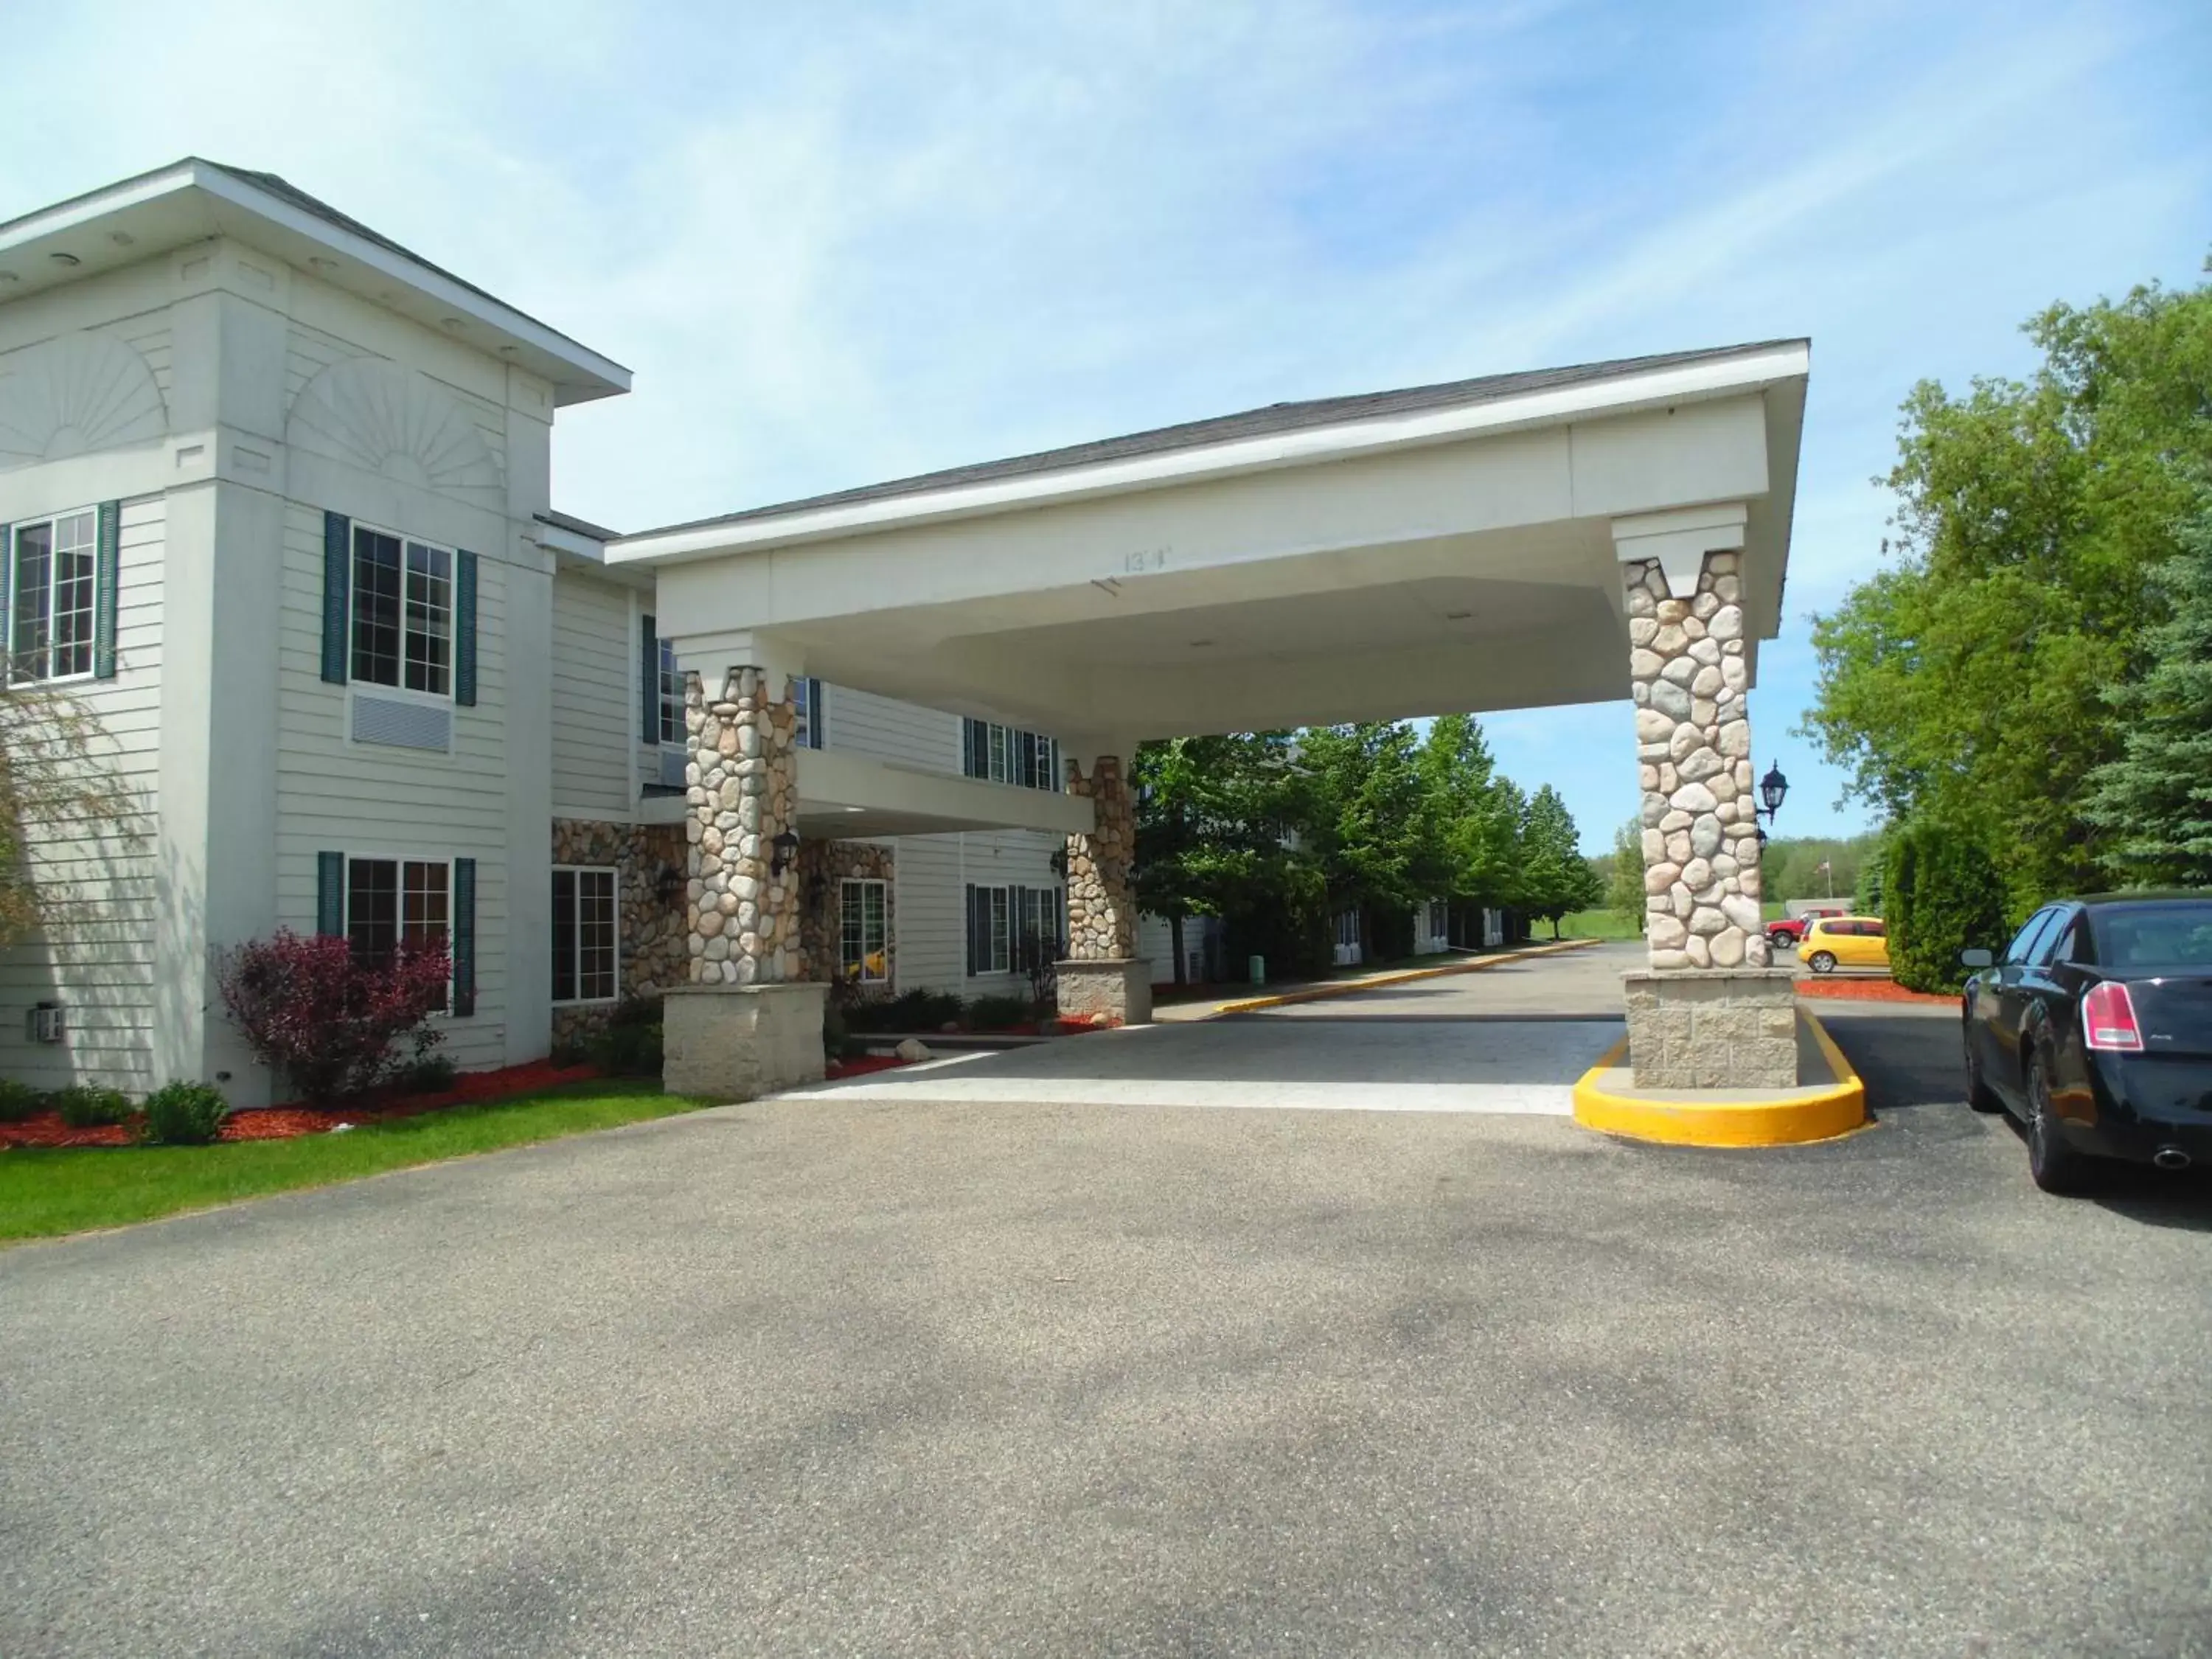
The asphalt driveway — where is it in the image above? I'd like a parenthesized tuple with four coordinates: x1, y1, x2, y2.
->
(3, 995, 2209, 1655)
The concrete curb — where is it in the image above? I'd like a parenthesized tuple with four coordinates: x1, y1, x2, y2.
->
(1571, 1009, 1868, 1148)
(1208, 938, 1601, 1017)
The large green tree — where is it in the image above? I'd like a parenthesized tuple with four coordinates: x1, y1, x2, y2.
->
(2083, 490, 2212, 886)
(1298, 721, 1449, 953)
(1518, 785, 1601, 936)
(1417, 714, 1525, 914)
(1133, 732, 1311, 984)
(1802, 270, 2212, 910)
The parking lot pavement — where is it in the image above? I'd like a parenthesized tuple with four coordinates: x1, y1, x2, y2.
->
(5, 1010, 2210, 1658)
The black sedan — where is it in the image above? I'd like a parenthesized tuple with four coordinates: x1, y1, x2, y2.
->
(1961, 892, 2212, 1194)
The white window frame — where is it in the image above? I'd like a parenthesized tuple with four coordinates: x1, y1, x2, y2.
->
(795, 676, 824, 750)
(349, 519, 457, 706)
(552, 864, 620, 1006)
(840, 877, 888, 984)
(340, 851, 456, 1011)
(656, 637, 684, 745)
(7, 507, 100, 686)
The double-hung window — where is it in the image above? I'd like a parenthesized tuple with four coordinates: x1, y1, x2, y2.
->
(961, 719, 1060, 790)
(8, 509, 99, 682)
(840, 878, 888, 984)
(346, 857, 451, 970)
(965, 883, 1065, 975)
(352, 526, 453, 697)
(656, 638, 684, 745)
(552, 867, 618, 1003)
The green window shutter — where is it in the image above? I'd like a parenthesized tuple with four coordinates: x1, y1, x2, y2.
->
(640, 613, 658, 742)
(965, 884, 985, 976)
(451, 858, 477, 1017)
(321, 512, 350, 684)
(454, 550, 478, 706)
(93, 502, 121, 679)
(316, 852, 345, 938)
(0, 522, 12, 671)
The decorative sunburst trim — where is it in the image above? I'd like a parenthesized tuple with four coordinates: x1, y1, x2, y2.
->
(0, 333, 169, 470)
(288, 356, 504, 508)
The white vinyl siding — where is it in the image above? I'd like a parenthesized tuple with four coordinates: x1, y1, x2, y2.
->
(0, 496, 164, 1089)
(874, 827, 1065, 995)
(275, 502, 513, 1069)
(550, 570, 633, 818)
(823, 684, 962, 772)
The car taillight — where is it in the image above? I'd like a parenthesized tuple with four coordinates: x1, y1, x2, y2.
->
(2083, 981, 2145, 1053)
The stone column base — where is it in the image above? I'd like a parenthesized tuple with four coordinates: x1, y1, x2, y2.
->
(663, 982, 827, 1101)
(1624, 969, 1797, 1089)
(1055, 959, 1153, 1027)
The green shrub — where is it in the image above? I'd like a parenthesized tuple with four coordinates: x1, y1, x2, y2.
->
(590, 1019, 664, 1077)
(846, 989, 964, 1033)
(395, 1054, 458, 1094)
(549, 1038, 593, 1068)
(964, 994, 1034, 1031)
(136, 1082, 230, 1146)
(0, 1079, 44, 1122)
(1885, 822, 2011, 994)
(50, 1084, 135, 1128)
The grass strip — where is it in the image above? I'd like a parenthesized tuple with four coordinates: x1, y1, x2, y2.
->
(0, 1082, 707, 1245)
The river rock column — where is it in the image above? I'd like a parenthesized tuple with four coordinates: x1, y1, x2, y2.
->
(1057, 754, 1151, 1025)
(684, 667, 801, 986)
(1623, 552, 1795, 1089)
(1629, 552, 1770, 970)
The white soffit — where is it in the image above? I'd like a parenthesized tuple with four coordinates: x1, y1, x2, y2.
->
(610, 341, 1811, 565)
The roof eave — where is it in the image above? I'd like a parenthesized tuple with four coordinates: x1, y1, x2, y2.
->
(0, 161, 630, 406)
(608, 340, 1812, 566)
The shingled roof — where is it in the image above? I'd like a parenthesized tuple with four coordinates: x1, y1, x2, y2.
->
(633, 338, 1806, 540)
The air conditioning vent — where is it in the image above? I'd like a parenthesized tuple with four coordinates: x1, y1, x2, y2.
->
(352, 693, 451, 752)
(28, 1002, 63, 1043)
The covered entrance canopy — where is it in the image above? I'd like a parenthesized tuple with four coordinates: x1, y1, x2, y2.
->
(610, 340, 1811, 1099)
(613, 341, 1806, 751)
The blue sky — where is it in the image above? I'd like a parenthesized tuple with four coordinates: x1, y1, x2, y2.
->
(7, 1, 2208, 849)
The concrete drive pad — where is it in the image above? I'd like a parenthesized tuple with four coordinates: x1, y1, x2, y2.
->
(790, 1015, 1624, 1115)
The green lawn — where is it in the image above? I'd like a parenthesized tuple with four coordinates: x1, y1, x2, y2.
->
(1557, 908, 1644, 940)
(0, 1082, 708, 1245)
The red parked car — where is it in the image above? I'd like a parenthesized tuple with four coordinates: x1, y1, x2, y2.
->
(1765, 907, 1846, 950)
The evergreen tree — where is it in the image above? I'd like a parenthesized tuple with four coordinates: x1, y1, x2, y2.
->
(2084, 491, 2212, 886)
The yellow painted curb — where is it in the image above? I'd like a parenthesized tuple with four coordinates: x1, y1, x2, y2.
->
(1211, 938, 1600, 1016)
(1571, 1012, 1867, 1147)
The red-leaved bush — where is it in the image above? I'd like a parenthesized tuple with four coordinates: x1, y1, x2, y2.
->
(217, 930, 452, 1103)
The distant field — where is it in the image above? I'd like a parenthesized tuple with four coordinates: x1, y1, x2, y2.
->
(1559, 909, 1642, 940)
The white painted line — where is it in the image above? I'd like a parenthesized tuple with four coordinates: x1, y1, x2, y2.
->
(770, 1078, 1577, 1115)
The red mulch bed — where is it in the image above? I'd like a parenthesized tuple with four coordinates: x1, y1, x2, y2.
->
(1796, 977, 1956, 1007)
(825, 1054, 912, 1080)
(0, 1060, 603, 1150)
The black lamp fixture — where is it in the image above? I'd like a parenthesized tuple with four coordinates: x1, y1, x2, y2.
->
(769, 830, 801, 877)
(655, 864, 685, 906)
(1048, 846, 1069, 879)
(1753, 761, 1790, 851)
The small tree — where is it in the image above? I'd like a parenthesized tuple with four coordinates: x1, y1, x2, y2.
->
(0, 673, 146, 947)
(1606, 818, 1646, 936)
(218, 931, 452, 1103)
(1883, 822, 2009, 993)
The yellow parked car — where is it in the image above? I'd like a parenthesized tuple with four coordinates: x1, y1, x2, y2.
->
(1798, 915, 1890, 974)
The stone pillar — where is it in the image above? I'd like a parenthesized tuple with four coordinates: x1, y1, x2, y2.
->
(665, 665, 824, 1100)
(1057, 754, 1151, 1026)
(1621, 550, 1795, 1089)
(685, 666, 801, 985)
